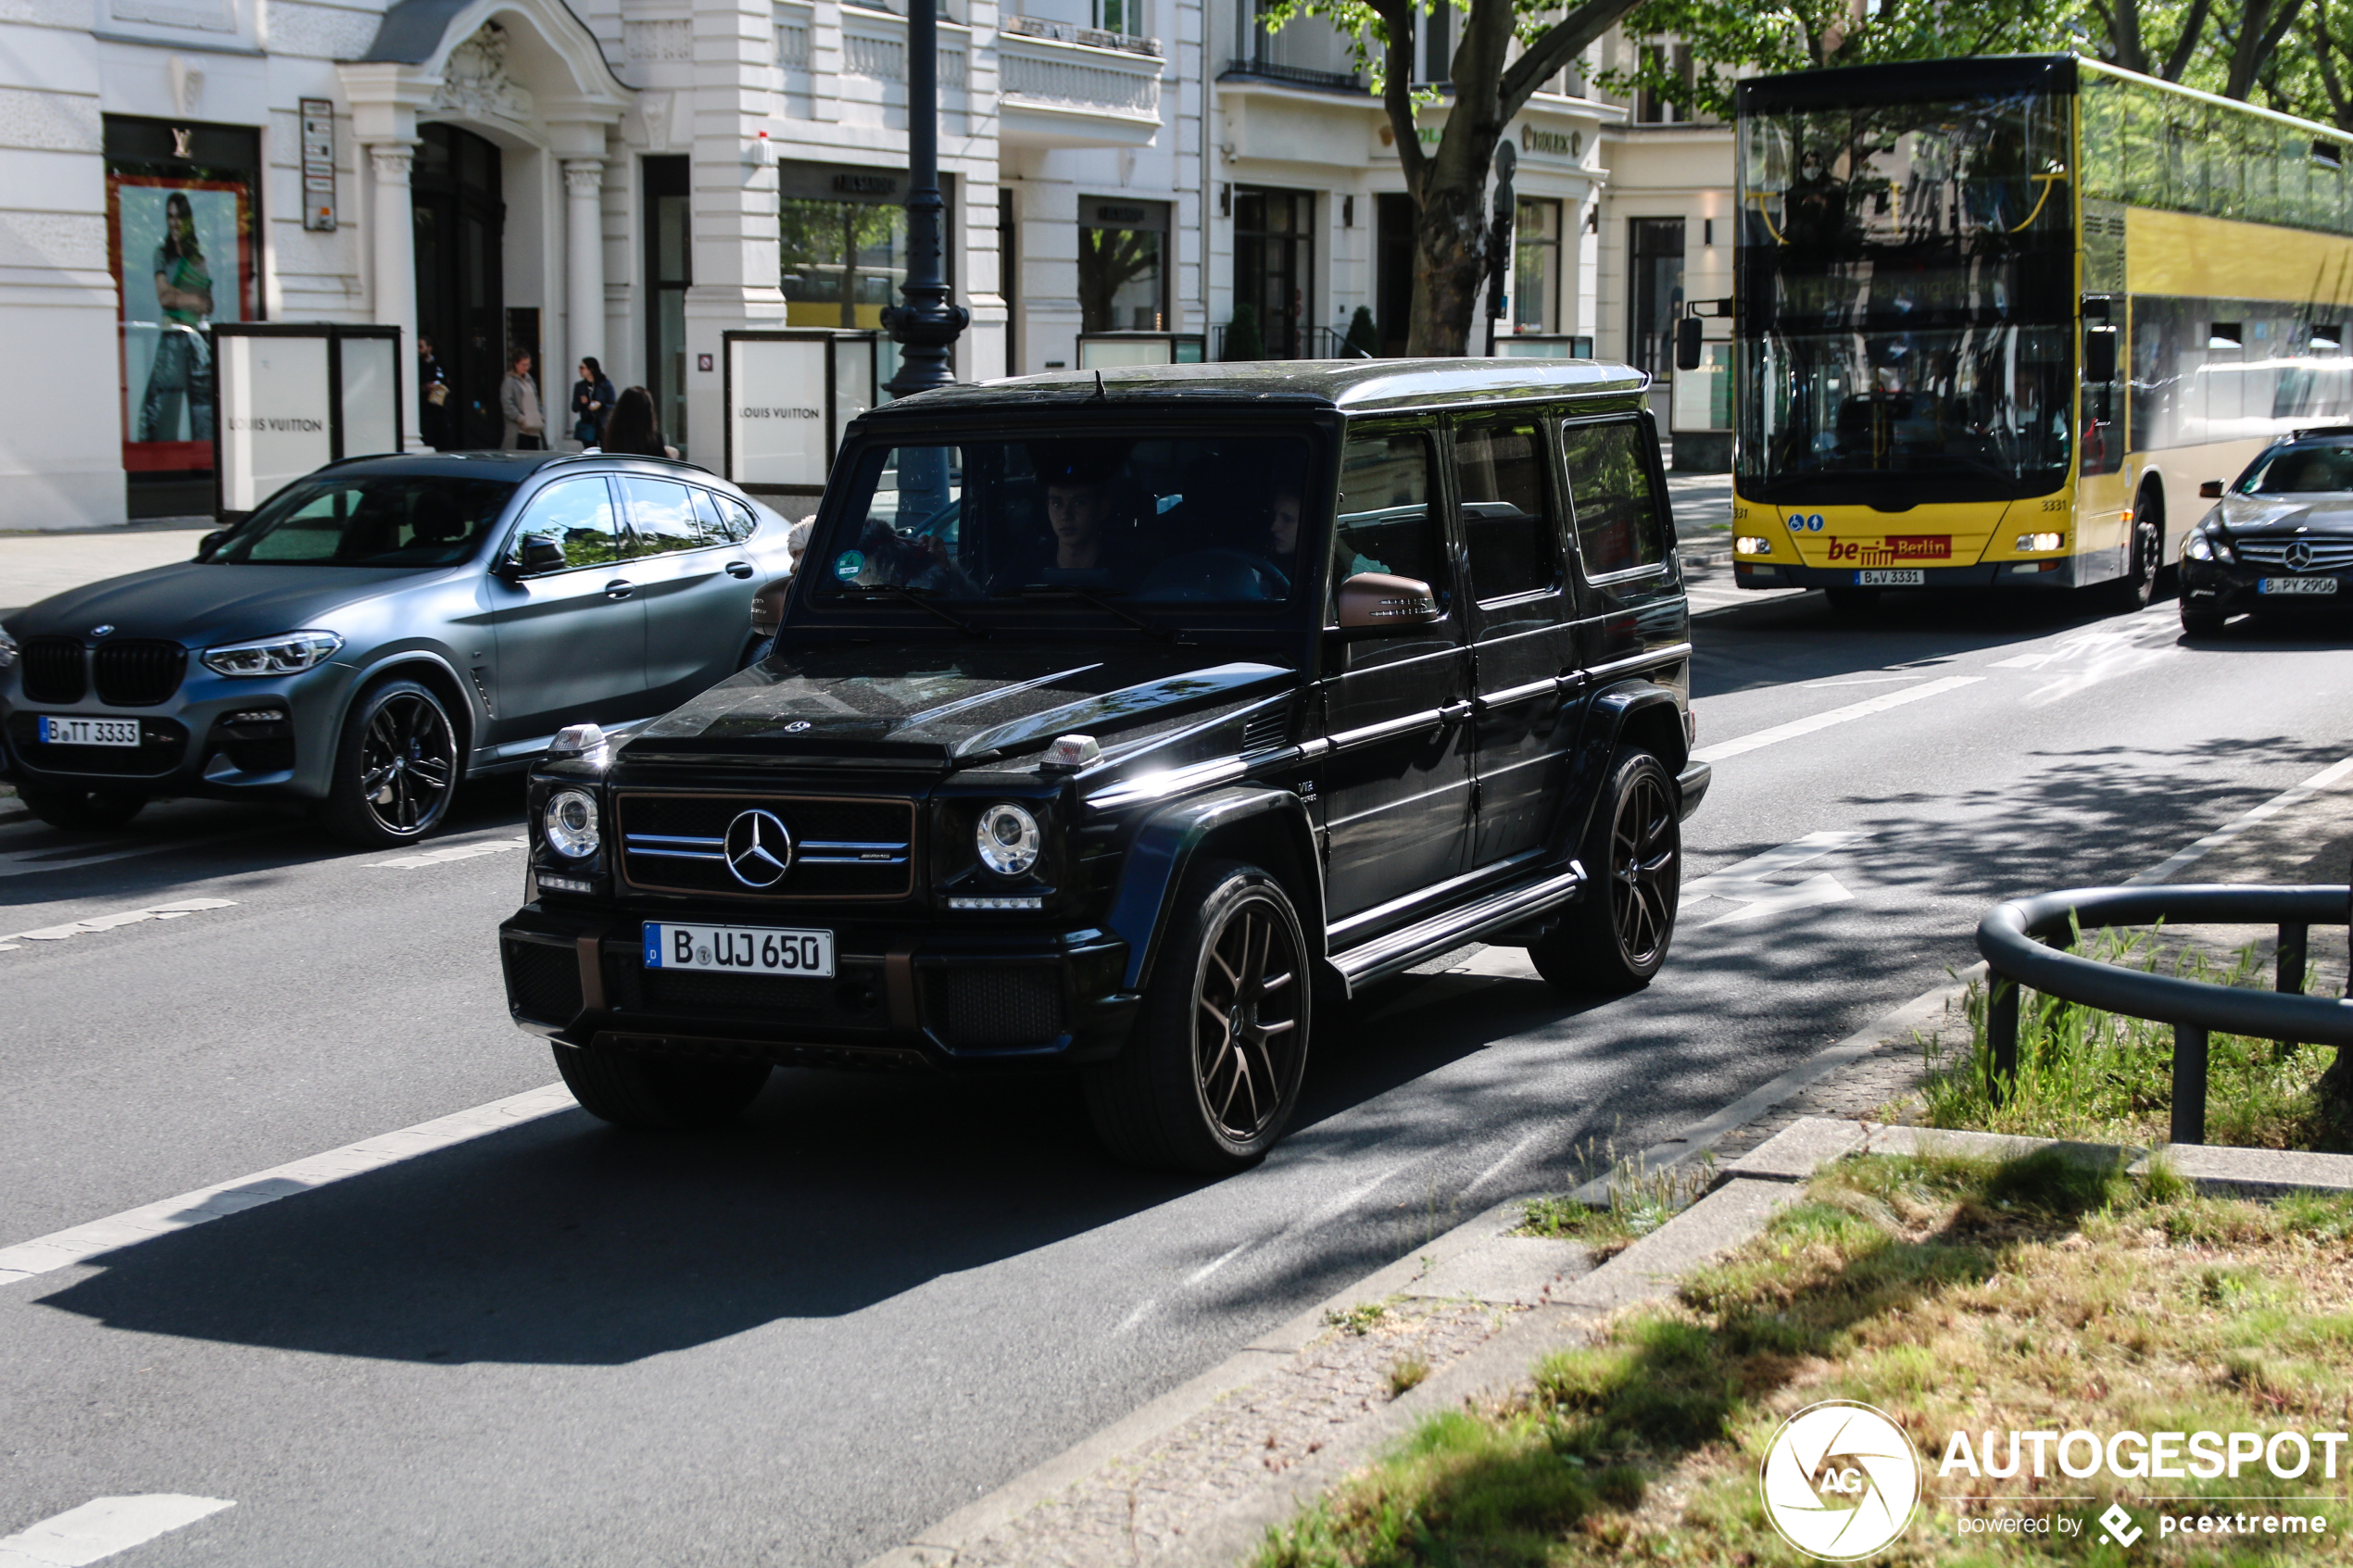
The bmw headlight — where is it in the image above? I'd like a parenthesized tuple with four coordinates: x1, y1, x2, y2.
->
(975, 802, 1041, 877)
(0, 629, 17, 670)
(201, 630, 343, 677)
(544, 789, 601, 859)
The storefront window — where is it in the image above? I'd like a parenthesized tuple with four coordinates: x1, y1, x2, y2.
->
(1078, 197, 1167, 332)
(1513, 198, 1561, 333)
(781, 169, 910, 330)
(105, 117, 258, 498)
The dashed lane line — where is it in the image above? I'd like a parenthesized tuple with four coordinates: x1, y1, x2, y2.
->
(0, 1085, 577, 1287)
(0, 897, 236, 952)
(369, 836, 527, 870)
(0, 1496, 233, 1567)
(1689, 674, 1983, 764)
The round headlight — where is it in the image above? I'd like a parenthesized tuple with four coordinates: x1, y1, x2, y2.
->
(975, 802, 1040, 877)
(544, 789, 600, 859)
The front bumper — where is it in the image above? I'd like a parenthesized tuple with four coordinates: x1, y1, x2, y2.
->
(2179, 558, 2353, 614)
(1733, 557, 2092, 591)
(0, 658, 357, 799)
(497, 904, 1140, 1072)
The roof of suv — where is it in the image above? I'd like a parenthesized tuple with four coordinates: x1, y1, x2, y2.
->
(312, 450, 722, 481)
(871, 358, 1649, 418)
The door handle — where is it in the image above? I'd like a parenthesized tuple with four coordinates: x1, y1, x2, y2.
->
(1438, 700, 1473, 724)
(725, 560, 755, 580)
(604, 579, 635, 600)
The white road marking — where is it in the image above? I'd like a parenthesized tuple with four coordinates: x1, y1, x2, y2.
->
(1459, 1126, 1550, 1202)
(1444, 946, 1541, 979)
(0, 898, 235, 952)
(1690, 675, 1982, 763)
(1680, 832, 1867, 929)
(0, 1084, 576, 1287)
(370, 836, 527, 869)
(0, 1496, 233, 1568)
(1800, 674, 1924, 688)
(2129, 753, 2353, 885)
(1113, 1298, 1157, 1336)
(1185, 1238, 1252, 1286)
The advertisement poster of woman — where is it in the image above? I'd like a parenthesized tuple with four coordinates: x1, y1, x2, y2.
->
(107, 176, 252, 469)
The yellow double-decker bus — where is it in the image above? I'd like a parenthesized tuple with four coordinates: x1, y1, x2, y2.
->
(1728, 54, 2353, 610)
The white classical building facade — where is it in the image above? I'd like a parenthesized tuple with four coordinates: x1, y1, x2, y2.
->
(0, 0, 1671, 527)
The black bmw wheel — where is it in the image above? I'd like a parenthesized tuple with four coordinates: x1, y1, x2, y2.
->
(1085, 859, 1311, 1174)
(320, 679, 460, 847)
(1529, 748, 1681, 993)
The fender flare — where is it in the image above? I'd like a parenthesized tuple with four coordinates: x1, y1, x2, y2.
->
(341, 646, 480, 758)
(1103, 784, 1324, 993)
(1559, 679, 1687, 851)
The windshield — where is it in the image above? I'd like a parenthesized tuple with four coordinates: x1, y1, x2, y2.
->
(1736, 89, 2075, 500)
(812, 435, 1314, 607)
(2238, 443, 2353, 494)
(216, 476, 516, 567)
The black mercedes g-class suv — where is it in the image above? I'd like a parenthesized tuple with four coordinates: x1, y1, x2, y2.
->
(497, 359, 1707, 1173)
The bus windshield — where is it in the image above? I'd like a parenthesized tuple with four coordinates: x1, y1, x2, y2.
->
(1736, 88, 2075, 501)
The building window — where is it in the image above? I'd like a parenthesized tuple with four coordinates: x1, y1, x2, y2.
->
(104, 116, 260, 510)
(1094, 0, 1141, 34)
(1627, 217, 1685, 377)
(645, 155, 691, 455)
(1513, 198, 1561, 334)
(1078, 196, 1168, 332)
(1636, 42, 1692, 125)
(1232, 186, 1315, 358)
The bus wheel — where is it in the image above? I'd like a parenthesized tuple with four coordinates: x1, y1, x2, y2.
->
(2109, 517, 2160, 611)
(1824, 587, 1879, 618)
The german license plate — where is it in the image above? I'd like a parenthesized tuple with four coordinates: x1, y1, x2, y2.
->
(1855, 569, 1924, 586)
(36, 715, 139, 746)
(643, 921, 835, 977)
(2259, 577, 2338, 595)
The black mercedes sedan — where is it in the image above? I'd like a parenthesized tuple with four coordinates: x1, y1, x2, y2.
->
(0, 450, 796, 846)
(2181, 430, 2353, 634)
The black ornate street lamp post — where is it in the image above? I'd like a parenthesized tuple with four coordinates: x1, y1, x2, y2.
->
(882, 0, 968, 398)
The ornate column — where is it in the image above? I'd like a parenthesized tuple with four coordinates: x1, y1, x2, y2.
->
(562, 157, 606, 384)
(368, 140, 423, 447)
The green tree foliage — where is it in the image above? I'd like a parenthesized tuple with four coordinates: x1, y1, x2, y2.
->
(1226, 302, 1267, 361)
(1345, 304, 1380, 356)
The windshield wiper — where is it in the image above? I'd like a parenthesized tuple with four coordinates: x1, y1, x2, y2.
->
(1002, 585, 1182, 642)
(837, 583, 987, 637)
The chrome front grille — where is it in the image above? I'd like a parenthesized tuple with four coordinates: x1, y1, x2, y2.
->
(616, 793, 916, 899)
(2235, 538, 2353, 571)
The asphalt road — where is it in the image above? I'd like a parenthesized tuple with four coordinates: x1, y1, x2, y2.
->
(4, 582, 2352, 1566)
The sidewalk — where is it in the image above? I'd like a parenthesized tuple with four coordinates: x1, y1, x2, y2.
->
(0, 519, 211, 619)
(861, 752, 2353, 1568)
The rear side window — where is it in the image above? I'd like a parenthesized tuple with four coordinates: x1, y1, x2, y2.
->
(1453, 421, 1557, 602)
(692, 487, 761, 543)
(511, 476, 625, 569)
(1561, 420, 1666, 576)
(618, 476, 711, 556)
(1336, 430, 1446, 593)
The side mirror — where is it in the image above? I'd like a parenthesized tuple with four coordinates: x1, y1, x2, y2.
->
(2199, 479, 2226, 498)
(1674, 316, 1704, 373)
(195, 530, 225, 561)
(749, 574, 792, 635)
(2083, 326, 2119, 384)
(501, 536, 566, 578)
(1336, 572, 1443, 632)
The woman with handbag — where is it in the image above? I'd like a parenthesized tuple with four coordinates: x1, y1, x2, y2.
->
(570, 357, 614, 449)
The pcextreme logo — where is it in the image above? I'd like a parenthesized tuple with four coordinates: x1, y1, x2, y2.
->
(1759, 1400, 1922, 1561)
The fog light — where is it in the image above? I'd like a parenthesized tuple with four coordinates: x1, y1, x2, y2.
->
(2015, 532, 2065, 552)
(1734, 535, 1772, 556)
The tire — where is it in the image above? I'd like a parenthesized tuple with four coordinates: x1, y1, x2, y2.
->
(1824, 586, 1880, 618)
(2180, 606, 2227, 637)
(1528, 747, 1681, 994)
(2108, 516, 2161, 611)
(18, 784, 146, 832)
(1084, 859, 1311, 1175)
(318, 677, 461, 848)
(552, 1042, 772, 1131)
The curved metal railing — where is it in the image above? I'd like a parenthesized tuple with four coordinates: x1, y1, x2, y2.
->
(1975, 884, 2353, 1144)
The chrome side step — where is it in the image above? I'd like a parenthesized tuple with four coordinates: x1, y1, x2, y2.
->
(1326, 864, 1585, 996)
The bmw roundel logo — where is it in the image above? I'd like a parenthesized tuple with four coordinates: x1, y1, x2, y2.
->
(723, 809, 794, 888)
(89, 624, 114, 637)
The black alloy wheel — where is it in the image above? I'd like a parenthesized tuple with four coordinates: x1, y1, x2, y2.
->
(18, 784, 146, 832)
(1529, 747, 1682, 993)
(320, 678, 460, 847)
(1085, 859, 1312, 1174)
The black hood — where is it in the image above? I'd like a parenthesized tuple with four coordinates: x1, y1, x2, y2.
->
(6, 561, 426, 646)
(630, 641, 1293, 766)
(2213, 495, 2353, 535)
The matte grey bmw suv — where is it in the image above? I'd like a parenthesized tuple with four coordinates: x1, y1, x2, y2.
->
(0, 450, 797, 846)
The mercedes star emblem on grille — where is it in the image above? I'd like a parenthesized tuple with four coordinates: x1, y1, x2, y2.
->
(724, 809, 795, 887)
(2286, 540, 2316, 571)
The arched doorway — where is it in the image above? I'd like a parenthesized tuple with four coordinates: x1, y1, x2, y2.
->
(412, 123, 504, 449)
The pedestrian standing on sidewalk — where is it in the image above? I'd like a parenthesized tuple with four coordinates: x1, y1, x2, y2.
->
(601, 385, 677, 458)
(569, 357, 614, 449)
(500, 351, 545, 450)
(417, 335, 450, 450)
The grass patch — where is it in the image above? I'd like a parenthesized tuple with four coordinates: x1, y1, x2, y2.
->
(1257, 1150, 2353, 1565)
(1919, 926, 2353, 1152)
(1519, 1146, 1717, 1258)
